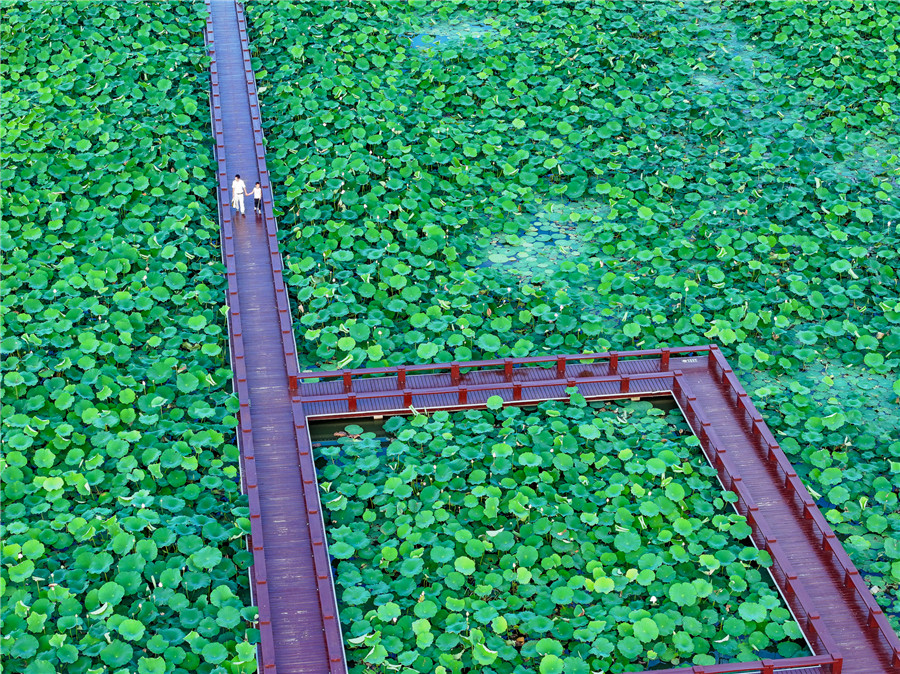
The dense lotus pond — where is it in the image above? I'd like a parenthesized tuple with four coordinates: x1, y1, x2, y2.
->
(2, 1, 898, 672)
(248, 0, 899, 640)
(1, 2, 256, 673)
(319, 399, 809, 672)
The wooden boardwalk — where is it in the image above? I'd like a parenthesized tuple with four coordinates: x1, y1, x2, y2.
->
(298, 349, 899, 674)
(205, 1, 343, 672)
(203, 2, 899, 672)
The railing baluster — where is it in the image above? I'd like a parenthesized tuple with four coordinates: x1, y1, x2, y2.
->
(556, 355, 566, 378)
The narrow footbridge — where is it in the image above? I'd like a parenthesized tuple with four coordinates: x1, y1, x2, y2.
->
(203, 2, 900, 673)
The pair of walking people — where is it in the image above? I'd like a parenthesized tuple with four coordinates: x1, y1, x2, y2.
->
(231, 174, 262, 215)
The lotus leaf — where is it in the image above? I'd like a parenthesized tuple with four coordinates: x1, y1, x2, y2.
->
(1, 3, 253, 670)
(323, 401, 808, 668)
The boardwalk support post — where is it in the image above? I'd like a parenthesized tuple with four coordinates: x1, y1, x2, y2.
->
(450, 362, 460, 386)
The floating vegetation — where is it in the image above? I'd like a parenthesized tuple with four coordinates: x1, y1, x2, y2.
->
(1, 3, 254, 672)
(248, 0, 900, 640)
(322, 400, 810, 671)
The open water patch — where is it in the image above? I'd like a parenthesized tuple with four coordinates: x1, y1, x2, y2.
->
(474, 199, 617, 277)
(406, 19, 496, 53)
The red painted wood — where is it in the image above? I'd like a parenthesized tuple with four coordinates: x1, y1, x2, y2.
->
(206, 1, 899, 670)
(206, 1, 344, 672)
(299, 347, 898, 674)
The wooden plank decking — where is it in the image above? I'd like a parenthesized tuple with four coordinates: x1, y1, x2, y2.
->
(205, 1, 343, 672)
(203, 1, 899, 672)
(681, 367, 895, 672)
(297, 349, 899, 674)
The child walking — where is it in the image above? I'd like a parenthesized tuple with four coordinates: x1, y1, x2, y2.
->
(253, 182, 262, 214)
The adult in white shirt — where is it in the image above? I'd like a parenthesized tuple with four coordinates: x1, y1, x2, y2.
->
(231, 174, 248, 215)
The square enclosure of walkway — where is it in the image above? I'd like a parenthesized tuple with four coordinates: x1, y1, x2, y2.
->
(291, 345, 899, 674)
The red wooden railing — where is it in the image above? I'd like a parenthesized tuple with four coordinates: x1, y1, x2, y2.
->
(299, 369, 673, 412)
(670, 371, 843, 672)
(296, 347, 711, 414)
(297, 345, 890, 671)
(298, 346, 852, 674)
(298, 346, 704, 387)
(232, 2, 305, 397)
(709, 346, 900, 669)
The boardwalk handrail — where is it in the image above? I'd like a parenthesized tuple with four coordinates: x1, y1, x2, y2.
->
(301, 370, 673, 412)
(672, 372, 843, 668)
(302, 347, 847, 666)
(709, 346, 900, 668)
(203, 8, 279, 671)
(299, 348, 846, 674)
(298, 345, 714, 386)
(649, 653, 839, 674)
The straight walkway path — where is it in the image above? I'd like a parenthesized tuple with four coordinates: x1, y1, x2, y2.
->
(207, 1, 344, 672)
(681, 367, 896, 674)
